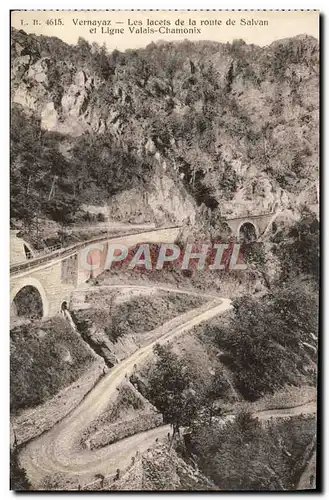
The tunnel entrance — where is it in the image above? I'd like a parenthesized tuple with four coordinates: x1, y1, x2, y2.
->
(23, 244, 33, 260)
(61, 301, 68, 311)
(13, 286, 43, 319)
(238, 222, 258, 242)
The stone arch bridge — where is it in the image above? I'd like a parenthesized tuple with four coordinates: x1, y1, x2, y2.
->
(10, 200, 319, 321)
(225, 212, 276, 241)
(225, 193, 319, 241)
(8, 213, 281, 321)
(10, 227, 181, 321)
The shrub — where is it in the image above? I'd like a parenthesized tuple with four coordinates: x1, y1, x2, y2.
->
(190, 412, 316, 490)
(10, 317, 95, 413)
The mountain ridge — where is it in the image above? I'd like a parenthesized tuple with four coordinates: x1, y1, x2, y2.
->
(11, 28, 319, 235)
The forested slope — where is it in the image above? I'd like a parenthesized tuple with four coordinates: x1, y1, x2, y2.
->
(11, 29, 319, 232)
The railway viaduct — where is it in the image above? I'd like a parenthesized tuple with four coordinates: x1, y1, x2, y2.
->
(10, 195, 319, 321)
(9, 215, 272, 321)
(10, 227, 181, 321)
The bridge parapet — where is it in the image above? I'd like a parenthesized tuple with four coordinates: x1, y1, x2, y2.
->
(10, 226, 181, 276)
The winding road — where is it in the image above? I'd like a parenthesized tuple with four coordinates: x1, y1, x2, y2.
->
(18, 290, 316, 490)
(19, 297, 233, 487)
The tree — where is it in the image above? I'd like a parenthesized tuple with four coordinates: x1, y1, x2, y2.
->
(242, 241, 273, 290)
(10, 449, 31, 491)
(214, 280, 318, 401)
(76, 37, 92, 66)
(273, 208, 319, 283)
(44, 197, 78, 226)
(190, 410, 274, 490)
(202, 370, 229, 425)
(148, 344, 198, 437)
(190, 411, 315, 491)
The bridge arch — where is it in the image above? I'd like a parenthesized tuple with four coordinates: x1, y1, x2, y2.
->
(237, 221, 259, 241)
(22, 241, 34, 260)
(11, 277, 49, 319)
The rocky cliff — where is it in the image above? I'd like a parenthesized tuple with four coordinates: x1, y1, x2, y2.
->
(11, 29, 319, 232)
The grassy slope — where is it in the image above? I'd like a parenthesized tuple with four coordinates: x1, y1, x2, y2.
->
(75, 291, 207, 343)
(10, 316, 96, 414)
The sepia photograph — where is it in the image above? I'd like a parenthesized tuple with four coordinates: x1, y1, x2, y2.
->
(9, 9, 319, 491)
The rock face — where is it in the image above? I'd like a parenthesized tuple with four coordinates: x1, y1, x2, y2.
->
(110, 443, 215, 491)
(11, 29, 319, 228)
(107, 172, 196, 225)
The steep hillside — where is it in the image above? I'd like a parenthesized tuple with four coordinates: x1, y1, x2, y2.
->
(11, 29, 319, 235)
(110, 443, 215, 491)
(10, 316, 98, 414)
